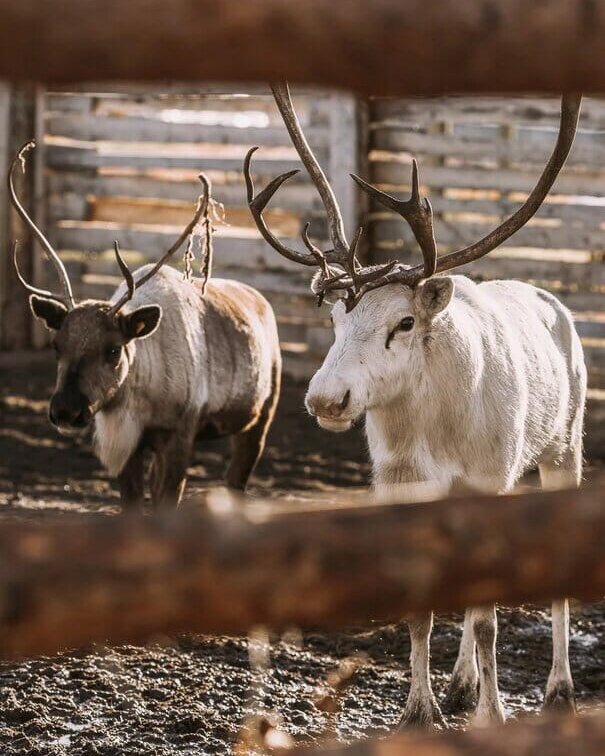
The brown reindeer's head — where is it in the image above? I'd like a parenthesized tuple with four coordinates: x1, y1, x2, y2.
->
(30, 296, 161, 434)
(11, 142, 210, 435)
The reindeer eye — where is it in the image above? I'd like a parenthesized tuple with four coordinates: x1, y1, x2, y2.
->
(399, 316, 415, 331)
(105, 345, 121, 362)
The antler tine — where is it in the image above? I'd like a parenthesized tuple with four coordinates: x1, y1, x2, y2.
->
(13, 240, 67, 304)
(9, 141, 75, 309)
(110, 172, 211, 314)
(351, 158, 437, 279)
(113, 241, 135, 303)
(244, 146, 318, 267)
(271, 82, 350, 263)
(432, 93, 582, 274)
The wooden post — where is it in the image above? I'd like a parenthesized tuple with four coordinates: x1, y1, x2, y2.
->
(0, 82, 11, 347)
(31, 86, 47, 348)
(0, 85, 41, 350)
(328, 93, 360, 242)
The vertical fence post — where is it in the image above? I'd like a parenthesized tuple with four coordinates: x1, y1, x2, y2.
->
(0, 84, 42, 351)
(31, 86, 47, 348)
(0, 82, 11, 348)
(328, 93, 360, 244)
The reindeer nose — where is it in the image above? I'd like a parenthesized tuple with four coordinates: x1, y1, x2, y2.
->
(49, 396, 91, 428)
(307, 389, 351, 419)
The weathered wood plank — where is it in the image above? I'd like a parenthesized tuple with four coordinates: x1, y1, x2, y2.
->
(7, 1, 605, 96)
(50, 221, 316, 271)
(372, 125, 605, 167)
(328, 93, 360, 240)
(88, 196, 301, 236)
(4, 484, 605, 658)
(368, 193, 605, 227)
(371, 160, 605, 197)
(373, 216, 605, 255)
(46, 113, 330, 148)
(0, 82, 11, 346)
(372, 97, 605, 127)
(292, 710, 605, 756)
(45, 139, 320, 175)
(47, 170, 322, 211)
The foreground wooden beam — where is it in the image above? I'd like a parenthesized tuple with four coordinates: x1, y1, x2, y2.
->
(290, 710, 605, 755)
(2, 1, 605, 95)
(2, 483, 605, 657)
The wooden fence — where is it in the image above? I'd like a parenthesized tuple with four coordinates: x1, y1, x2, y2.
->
(1, 88, 605, 449)
(366, 96, 605, 451)
(39, 85, 360, 377)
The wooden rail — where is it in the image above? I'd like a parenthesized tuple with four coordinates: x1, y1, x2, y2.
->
(288, 710, 605, 755)
(1, 1, 605, 94)
(1, 483, 605, 659)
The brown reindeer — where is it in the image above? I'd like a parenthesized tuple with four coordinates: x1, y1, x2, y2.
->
(11, 142, 281, 508)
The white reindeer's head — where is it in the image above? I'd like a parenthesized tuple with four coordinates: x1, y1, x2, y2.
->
(305, 278, 453, 430)
(246, 85, 581, 431)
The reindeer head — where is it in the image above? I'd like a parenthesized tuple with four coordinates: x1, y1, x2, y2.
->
(246, 85, 581, 431)
(11, 143, 210, 435)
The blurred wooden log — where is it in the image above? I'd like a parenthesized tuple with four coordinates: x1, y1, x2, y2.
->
(2, 1, 605, 95)
(1, 483, 605, 658)
(289, 710, 605, 755)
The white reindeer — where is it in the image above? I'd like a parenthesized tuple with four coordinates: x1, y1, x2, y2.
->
(11, 144, 281, 508)
(246, 85, 585, 726)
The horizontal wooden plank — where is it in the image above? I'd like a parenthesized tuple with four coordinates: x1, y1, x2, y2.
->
(371, 97, 605, 127)
(371, 159, 605, 197)
(45, 138, 322, 175)
(368, 193, 605, 228)
(89, 196, 301, 236)
(50, 221, 322, 272)
(47, 170, 323, 211)
(46, 113, 329, 148)
(372, 126, 605, 167)
(372, 215, 605, 254)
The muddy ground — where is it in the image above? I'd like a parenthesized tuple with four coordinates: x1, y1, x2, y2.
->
(1, 353, 605, 755)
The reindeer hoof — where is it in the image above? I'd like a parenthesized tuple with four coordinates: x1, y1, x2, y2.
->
(442, 674, 479, 714)
(543, 681, 576, 713)
(399, 697, 445, 730)
(472, 703, 506, 727)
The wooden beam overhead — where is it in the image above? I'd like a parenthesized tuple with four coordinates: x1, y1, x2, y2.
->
(1, 1, 604, 95)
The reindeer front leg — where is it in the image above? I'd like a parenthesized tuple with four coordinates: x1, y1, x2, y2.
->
(400, 612, 444, 729)
(118, 445, 146, 509)
(150, 426, 195, 508)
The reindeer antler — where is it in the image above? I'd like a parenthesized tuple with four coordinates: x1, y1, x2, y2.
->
(9, 141, 76, 309)
(244, 83, 396, 309)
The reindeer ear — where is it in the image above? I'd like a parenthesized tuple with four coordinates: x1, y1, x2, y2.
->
(119, 305, 162, 341)
(414, 277, 454, 319)
(29, 295, 68, 330)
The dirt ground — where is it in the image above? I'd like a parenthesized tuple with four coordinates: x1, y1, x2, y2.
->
(1, 353, 605, 755)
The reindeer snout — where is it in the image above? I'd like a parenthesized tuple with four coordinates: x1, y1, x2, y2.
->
(49, 393, 91, 431)
(306, 389, 351, 419)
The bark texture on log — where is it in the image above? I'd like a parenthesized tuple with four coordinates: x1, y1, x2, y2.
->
(1, 483, 605, 658)
(1, 1, 605, 95)
(288, 710, 605, 755)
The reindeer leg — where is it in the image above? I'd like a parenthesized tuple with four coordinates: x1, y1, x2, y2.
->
(150, 428, 194, 509)
(399, 612, 444, 730)
(226, 363, 280, 491)
(118, 445, 146, 510)
(539, 460, 579, 712)
(471, 605, 505, 726)
(443, 608, 479, 713)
